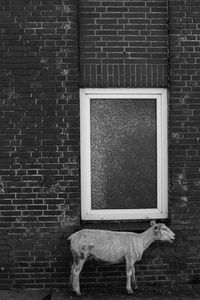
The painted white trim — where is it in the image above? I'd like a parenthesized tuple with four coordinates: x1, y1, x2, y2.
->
(80, 88, 168, 221)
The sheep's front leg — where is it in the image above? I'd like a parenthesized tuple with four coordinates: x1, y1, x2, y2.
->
(125, 257, 133, 294)
(71, 258, 85, 296)
(131, 265, 138, 290)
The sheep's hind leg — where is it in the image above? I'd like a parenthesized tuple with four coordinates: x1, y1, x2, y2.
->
(71, 257, 86, 296)
(125, 257, 133, 295)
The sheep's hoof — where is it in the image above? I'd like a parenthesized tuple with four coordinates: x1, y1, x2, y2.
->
(133, 286, 139, 290)
(73, 290, 81, 296)
(127, 289, 133, 295)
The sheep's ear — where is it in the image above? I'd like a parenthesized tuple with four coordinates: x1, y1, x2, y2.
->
(150, 220, 156, 227)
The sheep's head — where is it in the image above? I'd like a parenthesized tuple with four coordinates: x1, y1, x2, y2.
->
(150, 220, 175, 243)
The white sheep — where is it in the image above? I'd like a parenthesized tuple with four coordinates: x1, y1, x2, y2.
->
(68, 220, 175, 295)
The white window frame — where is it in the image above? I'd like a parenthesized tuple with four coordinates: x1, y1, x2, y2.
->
(80, 88, 168, 221)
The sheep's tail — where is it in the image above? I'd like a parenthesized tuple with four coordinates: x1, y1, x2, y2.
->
(68, 232, 76, 240)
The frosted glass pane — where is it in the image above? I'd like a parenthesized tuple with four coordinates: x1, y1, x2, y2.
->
(90, 99, 157, 210)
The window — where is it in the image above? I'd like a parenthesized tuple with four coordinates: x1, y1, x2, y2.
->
(80, 88, 168, 220)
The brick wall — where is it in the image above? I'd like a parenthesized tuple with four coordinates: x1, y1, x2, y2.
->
(0, 0, 200, 292)
(169, 0, 200, 285)
(79, 0, 169, 88)
(0, 0, 79, 289)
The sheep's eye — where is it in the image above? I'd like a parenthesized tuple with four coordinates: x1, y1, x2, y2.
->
(153, 225, 159, 232)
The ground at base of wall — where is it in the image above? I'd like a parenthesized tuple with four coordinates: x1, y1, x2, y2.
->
(1, 285, 200, 300)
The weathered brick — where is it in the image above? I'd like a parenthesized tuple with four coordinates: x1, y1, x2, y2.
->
(0, 0, 79, 289)
(79, 0, 168, 87)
